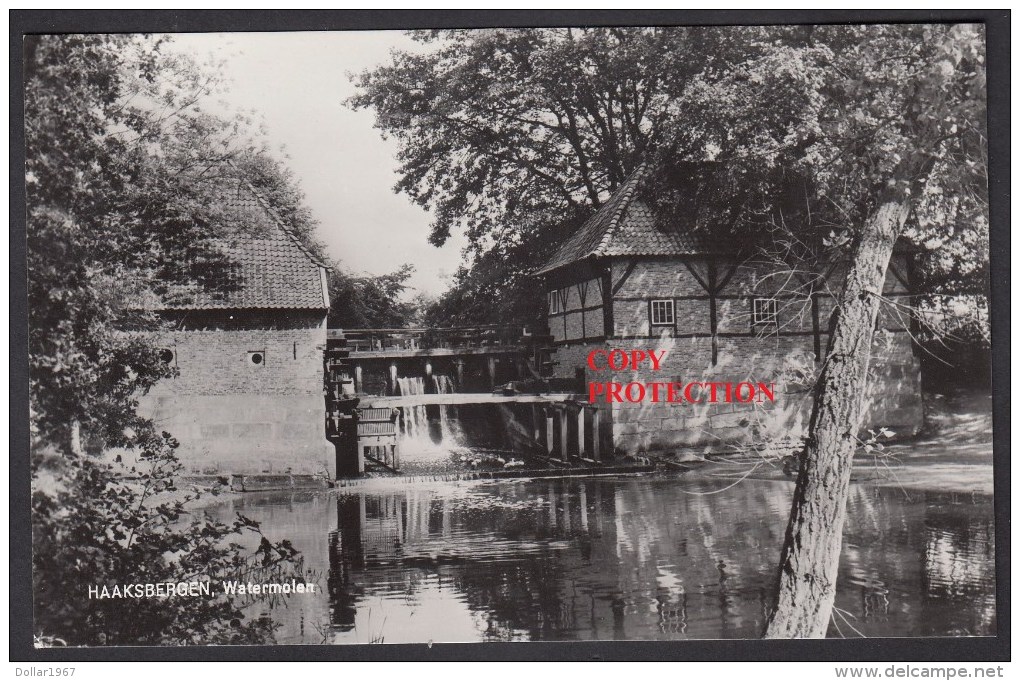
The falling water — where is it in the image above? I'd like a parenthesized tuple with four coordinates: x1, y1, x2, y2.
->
(395, 374, 468, 464)
(395, 377, 428, 440)
(432, 374, 460, 443)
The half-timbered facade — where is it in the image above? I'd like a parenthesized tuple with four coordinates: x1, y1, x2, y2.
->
(537, 165, 924, 454)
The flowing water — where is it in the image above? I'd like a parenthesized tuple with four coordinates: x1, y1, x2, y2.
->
(204, 473, 995, 644)
(393, 375, 474, 466)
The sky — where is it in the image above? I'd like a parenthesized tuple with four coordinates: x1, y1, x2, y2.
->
(169, 31, 466, 298)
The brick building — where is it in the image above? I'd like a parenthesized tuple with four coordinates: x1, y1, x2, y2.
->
(536, 164, 923, 455)
(138, 179, 334, 476)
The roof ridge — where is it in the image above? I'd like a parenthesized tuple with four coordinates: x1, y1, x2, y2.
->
(591, 162, 652, 258)
(241, 180, 331, 269)
(222, 159, 331, 270)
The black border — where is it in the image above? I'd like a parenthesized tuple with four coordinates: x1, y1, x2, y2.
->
(9, 9, 1010, 663)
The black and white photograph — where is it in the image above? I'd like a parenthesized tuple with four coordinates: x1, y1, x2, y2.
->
(14, 12, 1005, 658)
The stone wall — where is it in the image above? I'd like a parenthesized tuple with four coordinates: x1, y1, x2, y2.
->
(134, 310, 333, 476)
(135, 393, 331, 476)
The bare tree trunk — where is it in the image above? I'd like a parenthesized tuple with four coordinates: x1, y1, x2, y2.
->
(69, 419, 84, 457)
(763, 194, 912, 638)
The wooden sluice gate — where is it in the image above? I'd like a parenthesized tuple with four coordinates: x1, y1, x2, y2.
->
(356, 407, 399, 472)
(325, 326, 609, 478)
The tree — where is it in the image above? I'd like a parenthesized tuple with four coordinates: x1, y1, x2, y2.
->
(327, 263, 417, 329)
(25, 34, 308, 645)
(25, 34, 245, 456)
(353, 24, 988, 638)
(350, 27, 733, 325)
(642, 23, 986, 637)
(32, 433, 302, 646)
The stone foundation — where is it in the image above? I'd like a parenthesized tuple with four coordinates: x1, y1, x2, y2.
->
(133, 393, 334, 477)
(551, 333, 922, 456)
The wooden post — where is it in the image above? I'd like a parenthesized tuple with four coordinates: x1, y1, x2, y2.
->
(390, 444, 399, 471)
(558, 406, 570, 462)
(590, 406, 601, 462)
(544, 409, 554, 456)
(487, 356, 497, 389)
(354, 365, 362, 394)
(579, 483, 589, 532)
(532, 404, 541, 444)
(454, 360, 465, 390)
(576, 406, 586, 458)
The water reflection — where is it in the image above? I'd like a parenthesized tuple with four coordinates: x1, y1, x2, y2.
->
(208, 476, 995, 643)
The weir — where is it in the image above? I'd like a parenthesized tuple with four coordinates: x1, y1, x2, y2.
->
(324, 326, 602, 478)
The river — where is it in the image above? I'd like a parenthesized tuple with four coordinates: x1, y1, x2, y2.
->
(204, 472, 995, 643)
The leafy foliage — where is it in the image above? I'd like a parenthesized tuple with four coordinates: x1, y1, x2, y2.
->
(353, 26, 988, 334)
(25, 34, 243, 454)
(25, 34, 308, 646)
(350, 28, 725, 324)
(32, 435, 305, 645)
(648, 24, 987, 261)
(328, 263, 418, 329)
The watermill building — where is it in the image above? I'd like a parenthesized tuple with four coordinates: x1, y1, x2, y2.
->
(536, 164, 924, 454)
(138, 179, 334, 477)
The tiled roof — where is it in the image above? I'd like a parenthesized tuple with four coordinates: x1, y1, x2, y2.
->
(155, 179, 328, 311)
(536, 163, 716, 275)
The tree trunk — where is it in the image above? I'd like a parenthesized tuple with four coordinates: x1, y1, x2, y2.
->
(763, 194, 912, 638)
(68, 419, 85, 457)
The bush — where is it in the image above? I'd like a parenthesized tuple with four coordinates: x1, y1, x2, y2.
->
(31, 433, 304, 646)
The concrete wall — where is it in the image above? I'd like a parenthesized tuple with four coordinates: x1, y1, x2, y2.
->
(548, 255, 922, 455)
(135, 311, 333, 476)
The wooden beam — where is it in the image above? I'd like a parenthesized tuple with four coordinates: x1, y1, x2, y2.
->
(714, 261, 739, 294)
(363, 393, 585, 408)
(611, 258, 640, 295)
(576, 406, 586, 457)
(545, 409, 555, 456)
(347, 345, 528, 359)
(454, 360, 464, 389)
(708, 259, 719, 365)
(682, 260, 711, 293)
(602, 268, 614, 338)
(558, 407, 570, 463)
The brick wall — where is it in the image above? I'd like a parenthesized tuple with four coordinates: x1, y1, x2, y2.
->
(151, 312, 325, 396)
(548, 276, 604, 343)
(136, 310, 333, 476)
(548, 256, 922, 455)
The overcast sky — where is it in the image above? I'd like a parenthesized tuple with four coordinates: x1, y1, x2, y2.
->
(170, 31, 465, 298)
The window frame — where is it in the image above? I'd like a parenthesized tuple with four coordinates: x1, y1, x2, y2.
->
(649, 298, 676, 329)
(752, 297, 779, 328)
(549, 289, 562, 315)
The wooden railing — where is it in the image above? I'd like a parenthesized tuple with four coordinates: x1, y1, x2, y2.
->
(328, 325, 550, 353)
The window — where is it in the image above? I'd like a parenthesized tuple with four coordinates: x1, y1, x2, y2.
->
(247, 350, 266, 367)
(549, 290, 562, 314)
(753, 298, 778, 326)
(650, 299, 675, 326)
